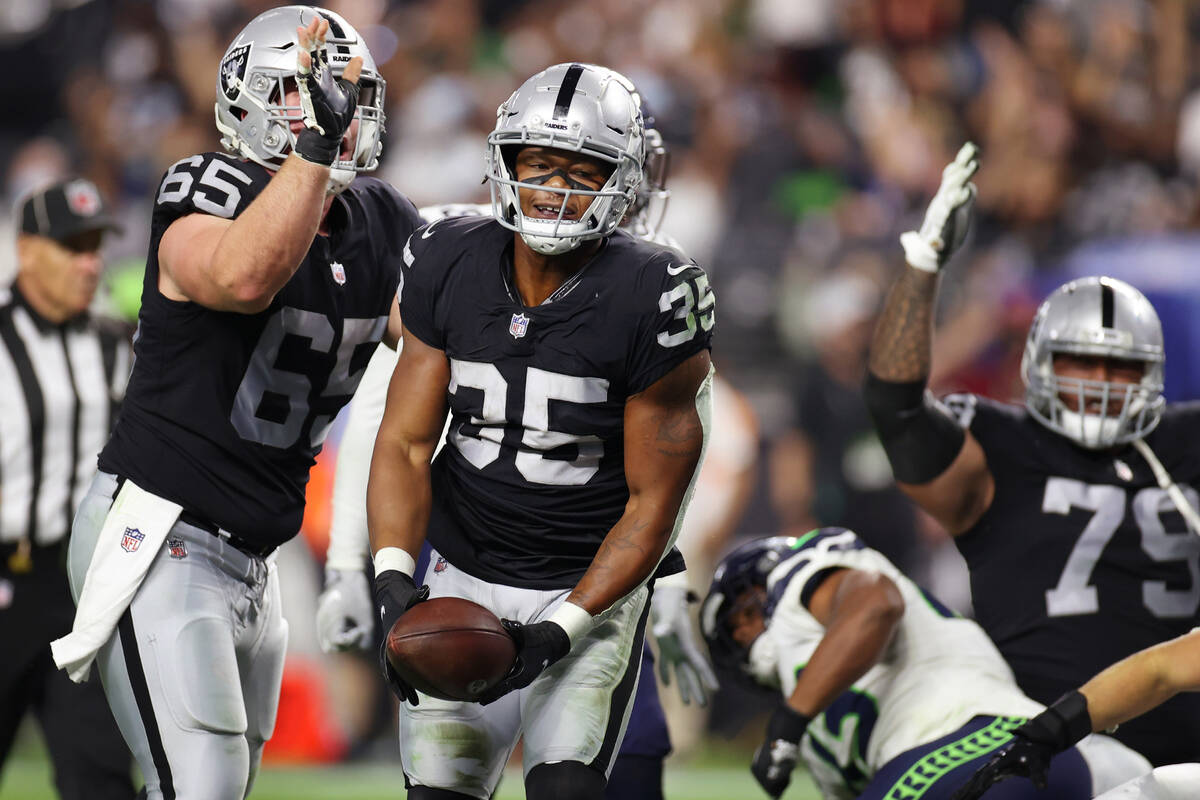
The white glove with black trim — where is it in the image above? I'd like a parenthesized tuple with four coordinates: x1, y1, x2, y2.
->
(900, 142, 979, 273)
(651, 582, 719, 707)
(315, 567, 373, 653)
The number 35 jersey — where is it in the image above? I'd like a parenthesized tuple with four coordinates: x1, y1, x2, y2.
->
(99, 152, 422, 547)
(949, 394, 1200, 764)
(400, 216, 714, 589)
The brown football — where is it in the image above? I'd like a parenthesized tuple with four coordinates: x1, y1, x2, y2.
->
(385, 597, 517, 701)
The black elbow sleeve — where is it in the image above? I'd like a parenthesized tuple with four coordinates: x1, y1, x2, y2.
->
(863, 372, 965, 485)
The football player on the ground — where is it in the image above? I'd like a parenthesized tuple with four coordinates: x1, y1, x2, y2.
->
(700, 529, 1149, 800)
(863, 143, 1200, 766)
(365, 63, 714, 800)
(317, 101, 718, 800)
(953, 629, 1200, 800)
(49, 7, 421, 799)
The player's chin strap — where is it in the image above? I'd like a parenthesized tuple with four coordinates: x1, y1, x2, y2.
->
(1131, 437, 1200, 535)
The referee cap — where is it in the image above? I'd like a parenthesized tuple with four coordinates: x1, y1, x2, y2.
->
(20, 179, 122, 243)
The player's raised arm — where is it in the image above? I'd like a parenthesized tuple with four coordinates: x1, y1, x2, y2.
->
(863, 143, 994, 535)
(750, 568, 905, 799)
(157, 17, 362, 313)
(366, 324, 449, 703)
(952, 629, 1200, 799)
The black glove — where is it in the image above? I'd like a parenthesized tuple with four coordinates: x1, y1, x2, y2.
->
(750, 704, 812, 799)
(477, 619, 570, 705)
(294, 32, 360, 166)
(374, 570, 429, 705)
(950, 691, 1092, 800)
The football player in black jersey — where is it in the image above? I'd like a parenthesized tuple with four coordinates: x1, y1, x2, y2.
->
(366, 63, 714, 800)
(863, 143, 1200, 766)
(50, 8, 421, 799)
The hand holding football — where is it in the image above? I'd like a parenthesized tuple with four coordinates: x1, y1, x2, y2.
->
(385, 597, 517, 701)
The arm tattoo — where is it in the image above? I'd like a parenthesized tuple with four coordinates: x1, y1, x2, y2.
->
(868, 267, 940, 382)
(653, 405, 703, 458)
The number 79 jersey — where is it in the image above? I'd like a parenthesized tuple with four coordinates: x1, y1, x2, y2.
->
(99, 152, 422, 547)
(949, 394, 1200, 764)
(400, 216, 714, 588)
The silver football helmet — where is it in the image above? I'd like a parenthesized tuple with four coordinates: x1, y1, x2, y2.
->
(1022, 276, 1165, 449)
(486, 63, 645, 255)
(213, 6, 385, 195)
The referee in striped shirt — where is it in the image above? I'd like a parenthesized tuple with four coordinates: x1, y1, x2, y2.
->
(0, 179, 135, 798)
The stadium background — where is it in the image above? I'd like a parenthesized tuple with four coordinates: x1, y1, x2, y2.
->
(3, 0, 1200, 797)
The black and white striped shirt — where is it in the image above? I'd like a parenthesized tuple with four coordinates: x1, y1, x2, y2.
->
(0, 286, 131, 545)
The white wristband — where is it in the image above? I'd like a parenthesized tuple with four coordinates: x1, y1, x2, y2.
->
(548, 601, 594, 647)
(372, 547, 416, 578)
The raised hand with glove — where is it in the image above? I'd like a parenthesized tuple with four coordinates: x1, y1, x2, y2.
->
(292, 16, 362, 167)
(899, 142, 979, 273)
(651, 575, 719, 707)
(951, 691, 1092, 800)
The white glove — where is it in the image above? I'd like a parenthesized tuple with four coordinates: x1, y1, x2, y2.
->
(651, 583, 719, 707)
(315, 567, 374, 653)
(900, 142, 979, 273)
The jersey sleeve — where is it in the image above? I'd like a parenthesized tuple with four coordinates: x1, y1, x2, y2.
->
(398, 219, 450, 351)
(151, 152, 270, 225)
(941, 393, 1041, 475)
(367, 181, 423, 301)
(625, 252, 715, 395)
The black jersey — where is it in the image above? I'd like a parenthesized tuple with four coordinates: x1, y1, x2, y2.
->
(401, 217, 714, 588)
(100, 152, 421, 547)
(949, 394, 1200, 765)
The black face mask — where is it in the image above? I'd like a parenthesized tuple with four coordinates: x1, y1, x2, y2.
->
(521, 168, 595, 192)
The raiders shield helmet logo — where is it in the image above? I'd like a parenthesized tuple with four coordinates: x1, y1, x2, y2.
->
(220, 44, 252, 102)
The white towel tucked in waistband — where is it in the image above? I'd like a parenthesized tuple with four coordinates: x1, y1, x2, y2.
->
(51, 479, 182, 682)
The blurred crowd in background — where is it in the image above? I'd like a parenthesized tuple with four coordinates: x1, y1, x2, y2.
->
(5, 0, 1200, 766)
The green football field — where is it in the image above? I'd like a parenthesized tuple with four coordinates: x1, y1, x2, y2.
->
(1, 749, 824, 800)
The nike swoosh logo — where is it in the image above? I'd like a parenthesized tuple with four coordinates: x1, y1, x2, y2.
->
(666, 263, 692, 276)
(421, 218, 443, 239)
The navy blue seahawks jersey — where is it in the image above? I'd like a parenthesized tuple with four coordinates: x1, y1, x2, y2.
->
(949, 394, 1200, 765)
(401, 216, 714, 588)
(100, 152, 421, 546)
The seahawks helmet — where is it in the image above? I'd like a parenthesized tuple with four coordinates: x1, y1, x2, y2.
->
(700, 536, 798, 691)
(486, 63, 645, 255)
(1022, 276, 1165, 449)
(213, 6, 385, 194)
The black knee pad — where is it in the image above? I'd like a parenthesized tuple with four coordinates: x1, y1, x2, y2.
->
(527, 761, 607, 800)
(408, 786, 478, 800)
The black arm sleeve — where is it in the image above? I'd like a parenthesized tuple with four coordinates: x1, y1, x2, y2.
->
(862, 371, 965, 485)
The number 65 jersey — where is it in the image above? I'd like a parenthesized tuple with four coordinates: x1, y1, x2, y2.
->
(99, 152, 422, 548)
(949, 393, 1200, 765)
(400, 216, 714, 589)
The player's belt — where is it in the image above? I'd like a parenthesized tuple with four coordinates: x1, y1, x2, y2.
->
(177, 510, 276, 560)
(109, 474, 275, 559)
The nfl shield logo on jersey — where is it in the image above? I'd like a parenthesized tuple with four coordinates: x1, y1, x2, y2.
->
(121, 527, 145, 553)
(167, 538, 188, 559)
(330, 261, 346, 285)
(509, 313, 530, 339)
